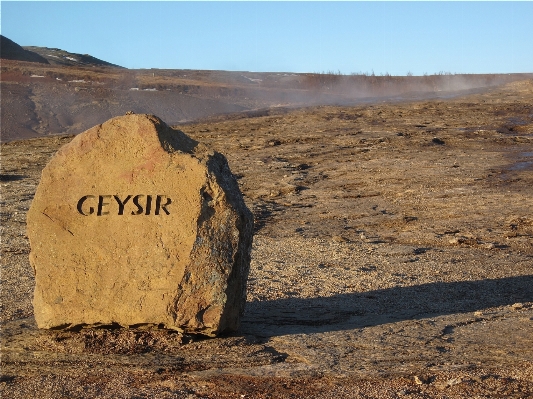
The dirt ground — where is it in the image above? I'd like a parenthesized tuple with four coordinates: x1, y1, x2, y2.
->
(1, 80, 532, 398)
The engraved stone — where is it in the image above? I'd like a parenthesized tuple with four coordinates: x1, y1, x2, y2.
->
(27, 114, 253, 336)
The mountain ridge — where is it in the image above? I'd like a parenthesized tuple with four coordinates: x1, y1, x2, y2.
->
(0, 35, 49, 64)
(0, 35, 123, 68)
(22, 45, 124, 68)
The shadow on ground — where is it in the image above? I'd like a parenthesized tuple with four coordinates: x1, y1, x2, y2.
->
(241, 275, 533, 337)
(0, 174, 27, 181)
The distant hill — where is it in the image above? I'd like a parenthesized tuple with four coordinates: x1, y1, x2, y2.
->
(0, 35, 123, 68)
(23, 45, 124, 68)
(0, 35, 49, 64)
(2, 35, 532, 142)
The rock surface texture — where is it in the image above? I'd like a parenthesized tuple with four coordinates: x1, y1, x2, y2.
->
(26, 114, 253, 336)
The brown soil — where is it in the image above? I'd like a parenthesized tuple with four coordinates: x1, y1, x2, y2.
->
(2, 58, 532, 142)
(1, 79, 532, 398)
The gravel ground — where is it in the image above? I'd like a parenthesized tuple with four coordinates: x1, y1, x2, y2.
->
(1, 80, 532, 398)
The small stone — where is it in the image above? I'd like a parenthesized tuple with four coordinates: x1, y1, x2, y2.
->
(435, 382, 447, 390)
(435, 377, 463, 390)
(27, 114, 253, 336)
(413, 375, 433, 385)
(332, 235, 348, 243)
(449, 236, 466, 245)
(446, 377, 463, 386)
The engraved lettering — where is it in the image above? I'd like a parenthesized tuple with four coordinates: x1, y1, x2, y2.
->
(155, 195, 162, 215)
(131, 194, 144, 215)
(157, 196, 171, 215)
(145, 195, 152, 215)
(113, 195, 132, 215)
(77, 195, 96, 216)
(97, 195, 112, 216)
(77, 195, 171, 216)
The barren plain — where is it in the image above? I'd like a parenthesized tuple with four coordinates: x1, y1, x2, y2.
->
(1, 73, 533, 397)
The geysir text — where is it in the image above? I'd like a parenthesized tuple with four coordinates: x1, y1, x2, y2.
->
(77, 195, 172, 216)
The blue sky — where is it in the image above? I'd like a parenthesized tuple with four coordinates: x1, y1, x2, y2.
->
(1, 1, 532, 75)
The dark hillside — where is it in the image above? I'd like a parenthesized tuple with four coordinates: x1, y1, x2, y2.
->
(0, 35, 49, 64)
(23, 45, 123, 68)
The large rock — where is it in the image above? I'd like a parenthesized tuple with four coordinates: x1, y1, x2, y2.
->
(27, 114, 253, 336)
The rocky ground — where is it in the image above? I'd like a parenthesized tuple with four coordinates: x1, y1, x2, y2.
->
(2, 57, 531, 143)
(1, 80, 533, 398)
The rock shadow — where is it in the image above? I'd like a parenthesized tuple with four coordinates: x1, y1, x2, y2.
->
(241, 275, 533, 337)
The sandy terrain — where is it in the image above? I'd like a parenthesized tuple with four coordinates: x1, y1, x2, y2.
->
(1, 79, 533, 398)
